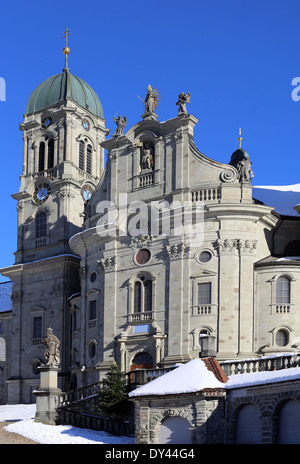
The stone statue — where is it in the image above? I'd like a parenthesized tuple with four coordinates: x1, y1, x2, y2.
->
(229, 146, 253, 183)
(176, 92, 191, 114)
(236, 158, 253, 182)
(43, 327, 60, 367)
(144, 85, 156, 113)
(142, 144, 154, 170)
(113, 115, 127, 137)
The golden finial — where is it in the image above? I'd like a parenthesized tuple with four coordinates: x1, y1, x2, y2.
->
(63, 27, 71, 54)
(238, 127, 242, 149)
(62, 27, 71, 69)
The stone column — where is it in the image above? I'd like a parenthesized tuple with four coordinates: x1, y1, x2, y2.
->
(97, 251, 117, 378)
(217, 239, 240, 358)
(163, 241, 191, 366)
(237, 239, 257, 357)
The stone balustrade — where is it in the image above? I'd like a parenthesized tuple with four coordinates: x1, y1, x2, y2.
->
(219, 353, 300, 376)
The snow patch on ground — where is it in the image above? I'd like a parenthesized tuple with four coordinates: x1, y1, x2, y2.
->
(0, 404, 134, 444)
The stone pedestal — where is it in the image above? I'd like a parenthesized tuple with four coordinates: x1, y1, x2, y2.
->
(34, 365, 63, 425)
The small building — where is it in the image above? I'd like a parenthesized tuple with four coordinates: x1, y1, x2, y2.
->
(129, 358, 228, 444)
(129, 356, 300, 444)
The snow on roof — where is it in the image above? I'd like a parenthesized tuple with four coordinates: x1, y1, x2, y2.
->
(128, 358, 225, 398)
(226, 366, 300, 389)
(253, 184, 300, 217)
(0, 281, 12, 313)
(129, 357, 300, 398)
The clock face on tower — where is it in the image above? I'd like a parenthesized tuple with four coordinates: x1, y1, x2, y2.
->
(33, 183, 51, 204)
(82, 119, 90, 131)
(81, 183, 95, 201)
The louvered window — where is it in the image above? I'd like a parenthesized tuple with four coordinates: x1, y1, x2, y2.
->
(38, 142, 45, 172)
(47, 139, 54, 169)
(86, 144, 92, 174)
(144, 280, 152, 312)
(79, 140, 85, 171)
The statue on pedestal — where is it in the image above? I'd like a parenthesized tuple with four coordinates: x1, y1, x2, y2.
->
(43, 327, 60, 368)
(139, 85, 160, 120)
(113, 115, 127, 137)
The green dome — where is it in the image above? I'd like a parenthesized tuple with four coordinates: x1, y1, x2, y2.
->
(26, 68, 104, 119)
(229, 148, 250, 166)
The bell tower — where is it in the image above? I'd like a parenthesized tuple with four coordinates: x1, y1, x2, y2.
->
(1, 34, 108, 403)
(15, 33, 108, 264)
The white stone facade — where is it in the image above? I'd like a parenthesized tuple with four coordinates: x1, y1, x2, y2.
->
(1, 64, 300, 404)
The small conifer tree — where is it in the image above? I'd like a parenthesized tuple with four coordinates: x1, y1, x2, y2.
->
(97, 363, 128, 415)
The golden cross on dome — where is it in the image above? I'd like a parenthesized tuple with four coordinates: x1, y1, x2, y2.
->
(62, 28, 71, 69)
(63, 27, 71, 48)
(238, 128, 242, 148)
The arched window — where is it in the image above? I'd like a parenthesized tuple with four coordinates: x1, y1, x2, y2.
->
(88, 341, 96, 358)
(144, 280, 152, 312)
(78, 139, 93, 174)
(38, 139, 55, 172)
(47, 139, 54, 169)
(134, 281, 142, 312)
(276, 276, 290, 304)
(86, 144, 92, 174)
(79, 140, 85, 171)
(275, 329, 289, 347)
(38, 142, 45, 172)
(133, 277, 153, 313)
(35, 211, 47, 238)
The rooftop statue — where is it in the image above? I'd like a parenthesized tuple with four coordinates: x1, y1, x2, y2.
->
(113, 115, 127, 137)
(139, 85, 160, 120)
(176, 92, 191, 114)
(43, 327, 60, 368)
(229, 129, 254, 183)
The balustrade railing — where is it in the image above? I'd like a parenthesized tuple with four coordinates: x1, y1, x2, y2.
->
(60, 381, 103, 406)
(220, 353, 300, 376)
(191, 187, 221, 203)
(127, 311, 154, 323)
(139, 172, 154, 187)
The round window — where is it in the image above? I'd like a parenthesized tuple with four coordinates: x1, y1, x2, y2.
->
(90, 272, 97, 283)
(135, 248, 151, 265)
(199, 251, 212, 263)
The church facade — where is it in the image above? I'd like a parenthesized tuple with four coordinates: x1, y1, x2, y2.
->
(1, 51, 300, 405)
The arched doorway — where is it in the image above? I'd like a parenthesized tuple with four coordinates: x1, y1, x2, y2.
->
(130, 352, 153, 383)
(278, 400, 300, 444)
(235, 404, 262, 444)
(159, 416, 192, 444)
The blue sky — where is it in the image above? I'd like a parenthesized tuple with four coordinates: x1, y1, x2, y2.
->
(0, 0, 300, 278)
